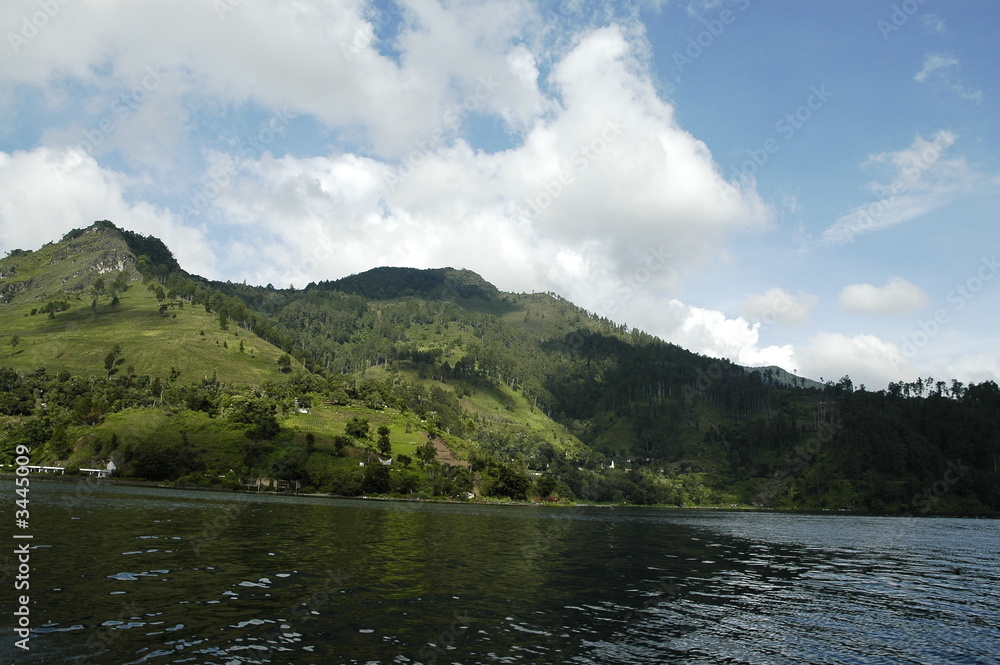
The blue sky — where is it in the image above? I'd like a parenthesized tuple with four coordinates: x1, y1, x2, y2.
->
(1, 0, 998, 389)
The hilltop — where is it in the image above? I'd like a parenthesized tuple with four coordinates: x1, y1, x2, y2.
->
(1, 221, 998, 514)
(0, 221, 297, 384)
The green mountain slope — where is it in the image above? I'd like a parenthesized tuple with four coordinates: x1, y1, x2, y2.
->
(1, 220, 998, 514)
(0, 222, 296, 384)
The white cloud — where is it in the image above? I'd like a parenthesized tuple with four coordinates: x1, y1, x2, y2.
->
(819, 130, 976, 246)
(0, 147, 215, 276)
(624, 296, 795, 369)
(2, 4, 772, 295)
(920, 14, 947, 35)
(933, 351, 1000, 386)
(192, 23, 769, 298)
(2, 0, 549, 159)
(744, 287, 817, 326)
(797, 333, 916, 390)
(838, 277, 930, 316)
(913, 52, 982, 102)
(914, 53, 958, 83)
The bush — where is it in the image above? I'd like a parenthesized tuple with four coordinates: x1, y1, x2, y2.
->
(345, 417, 370, 440)
(362, 464, 391, 494)
(327, 468, 363, 496)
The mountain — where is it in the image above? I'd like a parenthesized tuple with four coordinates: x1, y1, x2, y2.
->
(318, 266, 502, 302)
(0, 221, 297, 384)
(748, 365, 825, 391)
(1, 221, 998, 514)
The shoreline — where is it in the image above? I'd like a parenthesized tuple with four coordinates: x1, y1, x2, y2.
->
(4, 473, 998, 518)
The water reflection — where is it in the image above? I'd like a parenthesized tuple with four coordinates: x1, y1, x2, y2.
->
(4, 481, 998, 664)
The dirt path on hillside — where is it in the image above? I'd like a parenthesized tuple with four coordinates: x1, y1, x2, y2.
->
(426, 434, 470, 468)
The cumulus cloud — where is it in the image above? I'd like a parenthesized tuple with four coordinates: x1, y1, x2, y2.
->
(191, 23, 770, 301)
(743, 287, 817, 326)
(935, 351, 1000, 386)
(2, 3, 770, 300)
(838, 277, 930, 316)
(0, 147, 216, 276)
(797, 333, 916, 390)
(625, 295, 796, 369)
(819, 130, 976, 246)
(2, 0, 550, 159)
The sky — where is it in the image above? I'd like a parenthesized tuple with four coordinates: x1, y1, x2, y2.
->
(1, 0, 998, 390)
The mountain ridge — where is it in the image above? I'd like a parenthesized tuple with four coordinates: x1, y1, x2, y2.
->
(2, 220, 998, 514)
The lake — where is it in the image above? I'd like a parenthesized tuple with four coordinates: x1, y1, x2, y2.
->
(2, 480, 998, 664)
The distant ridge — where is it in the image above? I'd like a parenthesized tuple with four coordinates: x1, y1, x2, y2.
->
(748, 365, 825, 390)
(313, 266, 501, 301)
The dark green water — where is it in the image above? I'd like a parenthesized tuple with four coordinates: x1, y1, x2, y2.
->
(2, 480, 998, 664)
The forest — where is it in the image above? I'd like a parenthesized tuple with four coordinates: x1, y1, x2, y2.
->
(1, 221, 998, 514)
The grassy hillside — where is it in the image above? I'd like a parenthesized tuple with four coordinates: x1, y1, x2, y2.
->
(0, 283, 298, 384)
(0, 221, 298, 384)
(0, 222, 140, 303)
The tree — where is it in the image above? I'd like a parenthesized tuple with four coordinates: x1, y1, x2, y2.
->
(9, 335, 19, 350)
(104, 344, 123, 377)
(109, 272, 130, 306)
(484, 463, 530, 501)
(277, 354, 292, 373)
(128, 440, 188, 481)
(329, 388, 350, 405)
(345, 417, 370, 440)
(377, 425, 391, 456)
(90, 277, 106, 303)
(332, 435, 351, 455)
(362, 464, 391, 494)
(417, 441, 437, 465)
(534, 474, 557, 499)
(224, 393, 281, 440)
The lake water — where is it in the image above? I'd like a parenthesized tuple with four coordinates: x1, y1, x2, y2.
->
(2, 480, 998, 664)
